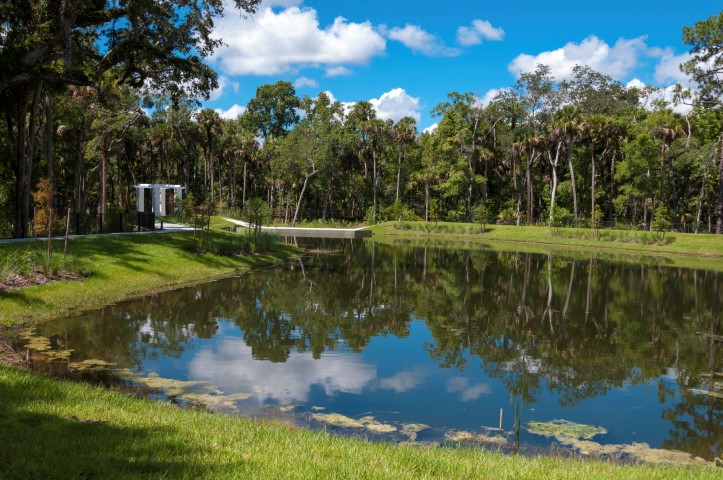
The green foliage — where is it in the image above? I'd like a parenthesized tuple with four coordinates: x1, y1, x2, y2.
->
(182, 193, 196, 223)
(472, 202, 491, 233)
(549, 205, 573, 230)
(652, 204, 672, 239)
(381, 200, 416, 223)
(243, 198, 272, 237)
(591, 204, 605, 237)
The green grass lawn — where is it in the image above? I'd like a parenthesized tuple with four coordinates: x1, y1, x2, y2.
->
(0, 365, 716, 480)
(0, 228, 299, 327)
(370, 222, 723, 271)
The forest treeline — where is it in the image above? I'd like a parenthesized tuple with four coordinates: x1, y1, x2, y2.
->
(1, 3, 721, 238)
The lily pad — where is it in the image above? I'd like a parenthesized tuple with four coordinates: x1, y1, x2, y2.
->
(525, 419, 607, 439)
(555, 437, 711, 466)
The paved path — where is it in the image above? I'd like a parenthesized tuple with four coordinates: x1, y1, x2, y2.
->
(223, 218, 372, 239)
(0, 222, 194, 244)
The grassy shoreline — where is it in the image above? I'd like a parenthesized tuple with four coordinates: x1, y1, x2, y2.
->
(370, 222, 723, 271)
(0, 229, 300, 328)
(1, 365, 717, 479)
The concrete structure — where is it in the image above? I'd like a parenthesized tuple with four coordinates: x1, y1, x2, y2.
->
(224, 218, 372, 239)
(135, 184, 184, 216)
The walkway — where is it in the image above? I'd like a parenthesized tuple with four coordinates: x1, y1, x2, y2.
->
(0, 222, 194, 244)
(223, 218, 372, 239)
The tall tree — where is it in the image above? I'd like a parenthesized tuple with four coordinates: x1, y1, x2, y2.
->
(682, 12, 723, 233)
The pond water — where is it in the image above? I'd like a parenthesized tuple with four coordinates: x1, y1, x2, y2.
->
(18, 239, 722, 464)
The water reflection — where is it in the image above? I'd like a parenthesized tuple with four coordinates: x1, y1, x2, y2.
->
(29, 239, 721, 461)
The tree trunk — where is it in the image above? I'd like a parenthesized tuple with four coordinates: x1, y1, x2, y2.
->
(717, 135, 723, 234)
(591, 149, 596, 221)
(526, 151, 533, 226)
(424, 180, 430, 222)
(609, 150, 617, 219)
(100, 127, 108, 215)
(292, 166, 318, 226)
(549, 142, 562, 223)
(567, 137, 578, 227)
(396, 150, 402, 201)
(242, 159, 247, 208)
(44, 93, 54, 201)
(13, 89, 29, 238)
(74, 115, 86, 212)
(372, 150, 378, 222)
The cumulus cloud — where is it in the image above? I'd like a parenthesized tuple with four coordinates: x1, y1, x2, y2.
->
(215, 104, 246, 119)
(626, 79, 692, 115)
(446, 377, 492, 402)
(457, 19, 505, 46)
(211, 5, 386, 76)
(387, 24, 460, 57)
(208, 76, 239, 101)
(294, 76, 318, 88)
(509, 35, 649, 81)
(379, 368, 428, 393)
(189, 337, 377, 405)
(654, 50, 693, 86)
(423, 123, 438, 134)
(370, 88, 422, 123)
(325, 66, 352, 77)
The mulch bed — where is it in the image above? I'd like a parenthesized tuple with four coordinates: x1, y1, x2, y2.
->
(0, 271, 82, 293)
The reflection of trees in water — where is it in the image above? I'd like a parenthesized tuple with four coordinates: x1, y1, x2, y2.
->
(37, 240, 720, 458)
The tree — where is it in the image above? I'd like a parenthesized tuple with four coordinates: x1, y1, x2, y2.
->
(682, 12, 723, 234)
(245, 81, 300, 140)
(0, 0, 261, 238)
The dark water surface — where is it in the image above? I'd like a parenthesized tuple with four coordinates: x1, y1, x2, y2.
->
(22, 239, 721, 462)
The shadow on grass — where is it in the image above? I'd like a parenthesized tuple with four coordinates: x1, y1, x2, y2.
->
(0, 367, 242, 479)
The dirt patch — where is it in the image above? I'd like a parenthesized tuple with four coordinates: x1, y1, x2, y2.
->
(0, 270, 83, 293)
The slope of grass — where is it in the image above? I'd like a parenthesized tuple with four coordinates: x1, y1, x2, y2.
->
(0, 228, 299, 328)
(0, 365, 716, 480)
(370, 222, 723, 271)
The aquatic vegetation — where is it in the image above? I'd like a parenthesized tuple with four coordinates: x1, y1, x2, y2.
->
(310, 412, 399, 434)
(400, 423, 429, 442)
(181, 392, 253, 411)
(18, 329, 74, 361)
(444, 429, 507, 446)
(555, 438, 711, 467)
(116, 370, 221, 397)
(525, 419, 607, 440)
(68, 359, 116, 372)
(279, 405, 296, 413)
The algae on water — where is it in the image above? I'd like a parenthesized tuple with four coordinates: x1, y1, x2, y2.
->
(525, 419, 607, 439)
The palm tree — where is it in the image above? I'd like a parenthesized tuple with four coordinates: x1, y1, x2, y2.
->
(391, 117, 417, 202)
(557, 106, 583, 226)
(196, 108, 222, 204)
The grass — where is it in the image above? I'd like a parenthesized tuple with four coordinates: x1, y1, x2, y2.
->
(370, 222, 723, 271)
(0, 225, 299, 328)
(0, 365, 717, 480)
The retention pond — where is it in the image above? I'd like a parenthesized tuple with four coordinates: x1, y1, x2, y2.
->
(15, 239, 722, 465)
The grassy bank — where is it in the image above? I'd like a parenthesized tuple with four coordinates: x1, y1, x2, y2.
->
(0, 365, 715, 480)
(370, 222, 723, 271)
(0, 228, 299, 328)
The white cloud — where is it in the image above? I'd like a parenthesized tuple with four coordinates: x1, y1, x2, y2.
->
(477, 88, 508, 108)
(294, 76, 318, 88)
(423, 123, 438, 134)
(208, 76, 239, 101)
(215, 104, 246, 119)
(388, 24, 459, 57)
(370, 88, 421, 123)
(509, 35, 649, 81)
(379, 368, 428, 393)
(260, 0, 303, 7)
(625, 78, 692, 115)
(654, 50, 693, 86)
(446, 377, 492, 402)
(189, 337, 377, 405)
(325, 66, 352, 77)
(457, 20, 505, 46)
(323, 91, 356, 117)
(212, 5, 386, 76)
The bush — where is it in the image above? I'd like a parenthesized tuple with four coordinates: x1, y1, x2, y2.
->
(472, 202, 491, 233)
(651, 204, 671, 240)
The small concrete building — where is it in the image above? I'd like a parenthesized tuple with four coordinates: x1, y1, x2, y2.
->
(134, 184, 184, 216)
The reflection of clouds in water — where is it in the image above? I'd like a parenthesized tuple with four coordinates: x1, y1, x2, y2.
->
(379, 368, 428, 392)
(188, 337, 376, 405)
(446, 377, 491, 401)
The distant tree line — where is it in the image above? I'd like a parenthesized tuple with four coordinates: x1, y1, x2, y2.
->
(1, 5, 721, 237)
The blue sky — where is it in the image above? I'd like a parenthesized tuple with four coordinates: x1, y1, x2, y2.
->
(202, 0, 721, 130)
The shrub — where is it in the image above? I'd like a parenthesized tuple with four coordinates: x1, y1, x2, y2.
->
(651, 204, 671, 240)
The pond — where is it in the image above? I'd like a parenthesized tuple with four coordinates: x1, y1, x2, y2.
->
(16, 239, 722, 465)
